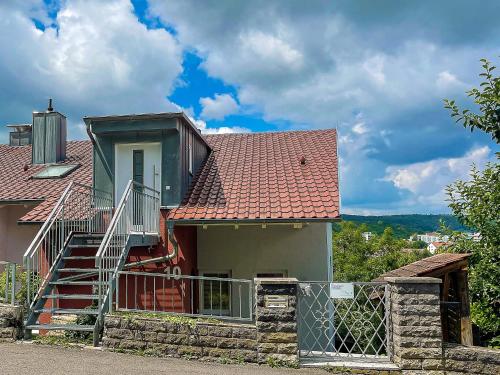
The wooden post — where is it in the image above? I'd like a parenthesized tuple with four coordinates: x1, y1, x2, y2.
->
(441, 272, 451, 342)
(456, 270, 473, 346)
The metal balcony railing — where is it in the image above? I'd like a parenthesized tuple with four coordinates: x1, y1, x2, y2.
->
(113, 271, 254, 322)
(95, 180, 160, 322)
(23, 182, 113, 313)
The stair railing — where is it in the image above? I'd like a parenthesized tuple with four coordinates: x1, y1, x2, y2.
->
(23, 182, 113, 312)
(95, 180, 160, 319)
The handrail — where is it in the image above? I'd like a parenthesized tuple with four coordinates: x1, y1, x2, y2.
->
(23, 182, 113, 311)
(95, 180, 160, 321)
(23, 182, 74, 260)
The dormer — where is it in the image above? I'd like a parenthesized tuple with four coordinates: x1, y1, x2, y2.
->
(84, 112, 210, 207)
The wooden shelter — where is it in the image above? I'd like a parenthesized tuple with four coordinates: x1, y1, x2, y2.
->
(375, 253, 473, 345)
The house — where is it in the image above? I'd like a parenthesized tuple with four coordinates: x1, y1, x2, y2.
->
(362, 231, 373, 241)
(0, 114, 92, 264)
(428, 241, 451, 254)
(0, 103, 340, 343)
(417, 232, 450, 244)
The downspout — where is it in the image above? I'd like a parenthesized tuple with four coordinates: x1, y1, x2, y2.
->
(85, 120, 113, 179)
(123, 221, 178, 269)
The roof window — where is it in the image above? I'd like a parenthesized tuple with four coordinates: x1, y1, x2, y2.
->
(32, 164, 79, 179)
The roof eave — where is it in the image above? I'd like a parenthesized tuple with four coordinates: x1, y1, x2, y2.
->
(167, 216, 342, 225)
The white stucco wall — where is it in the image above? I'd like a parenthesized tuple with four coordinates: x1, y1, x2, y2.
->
(0, 205, 40, 264)
(197, 222, 332, 281)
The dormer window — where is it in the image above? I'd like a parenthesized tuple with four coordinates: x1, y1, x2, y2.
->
(32, 164, 79, 179)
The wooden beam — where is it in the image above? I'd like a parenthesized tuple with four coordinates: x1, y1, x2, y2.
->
(456, 270, 473, 346)
(441, 273, 451, 343)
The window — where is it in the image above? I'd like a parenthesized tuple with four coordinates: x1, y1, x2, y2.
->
(188, 134, 193, 175)
(132, 150, 144, 185)
(32, 164, 79, 179)
(201, 272, 230, 315)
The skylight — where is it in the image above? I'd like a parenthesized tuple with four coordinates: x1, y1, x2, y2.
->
(32, 164, 79, 179)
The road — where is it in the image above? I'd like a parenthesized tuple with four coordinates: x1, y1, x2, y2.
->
(0, 342, 329, 375)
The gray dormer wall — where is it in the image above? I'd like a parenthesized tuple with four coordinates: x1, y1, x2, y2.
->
(32, 111, 67, 164)
(88, 114, 209, 207)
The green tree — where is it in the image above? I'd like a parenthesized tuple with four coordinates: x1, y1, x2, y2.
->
(332, 222, 430, 282)
(444, 58, 500, 143)
(444, 58, 500, 346)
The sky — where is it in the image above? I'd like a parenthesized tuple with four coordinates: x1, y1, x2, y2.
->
(0, 0, 498, 215)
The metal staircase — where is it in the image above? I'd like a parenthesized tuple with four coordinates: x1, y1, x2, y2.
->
(23, 180, 160, 345)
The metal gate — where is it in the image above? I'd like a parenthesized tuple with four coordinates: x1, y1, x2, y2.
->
(297, 281, 390, 361)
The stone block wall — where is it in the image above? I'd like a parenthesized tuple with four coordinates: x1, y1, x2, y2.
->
(0, 303, 23, 342)
(443, 343, 500, 374)
(103, 316, 258, 362)
(255, 278, 298, 366)
(386, 277, 500, 375)
(102, 278, 300, 366)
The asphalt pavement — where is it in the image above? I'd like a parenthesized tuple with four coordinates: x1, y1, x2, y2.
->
(0, 342, 330, 375)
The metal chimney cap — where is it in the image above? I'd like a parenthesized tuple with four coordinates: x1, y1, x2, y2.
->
(47, 98, 53, 112)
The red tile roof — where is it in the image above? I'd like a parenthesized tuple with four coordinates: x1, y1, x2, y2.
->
(374, 253, 471, 281)
(0, 140, 93, 222)
(167, 129, 340, 222)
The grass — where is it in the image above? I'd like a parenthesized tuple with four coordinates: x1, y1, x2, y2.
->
(113, 311, 222, 327)
(32, 334, 93, 347)
(266, 356, 299, 369)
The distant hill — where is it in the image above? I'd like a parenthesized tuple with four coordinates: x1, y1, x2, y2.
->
(339, 214, 468, 239)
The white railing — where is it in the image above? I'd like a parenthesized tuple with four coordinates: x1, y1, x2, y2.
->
(23, 182, 113, 310)
(113, 271, 254, 322)
(95, 180, 160, 318)
(0, 261, 18, 305)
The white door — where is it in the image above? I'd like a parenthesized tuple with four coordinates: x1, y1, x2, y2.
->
(114, 143, 162, 205)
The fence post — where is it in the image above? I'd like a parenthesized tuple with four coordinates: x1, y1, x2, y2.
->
(10, 264, 16, 305)
(254, 277, 299, 366)
(386, 277, 444, 373)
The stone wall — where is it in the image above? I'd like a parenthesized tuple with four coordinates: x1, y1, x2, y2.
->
(102, 278, 300, 366)
(103, 315, 258, 362)
(0, 303, 23, 342)
(386, 277, 500, 375)
(386, 277, 444, 373)
(443, 343, 500, 374)
(255, 278, 298, 366)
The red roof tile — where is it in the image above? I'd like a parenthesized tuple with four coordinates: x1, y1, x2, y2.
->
(0, 140, 93, 222)
(167, 129, 340, 222)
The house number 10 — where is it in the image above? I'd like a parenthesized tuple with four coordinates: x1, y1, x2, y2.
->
(165, 266, 182, 279)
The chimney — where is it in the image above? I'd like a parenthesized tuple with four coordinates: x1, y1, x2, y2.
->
(7, 124, 32, 146)
(32, 99, 67, 164)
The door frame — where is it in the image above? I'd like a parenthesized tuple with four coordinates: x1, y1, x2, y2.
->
(114, 142, 162, 205)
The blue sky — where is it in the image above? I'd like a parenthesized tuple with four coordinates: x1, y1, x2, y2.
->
(0, 0, 498, 215)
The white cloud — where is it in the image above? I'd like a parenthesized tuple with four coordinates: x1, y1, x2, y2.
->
(0, 0, 182, 138)
(185, 112, 249, 135)
(352, 121, 368, 135)
(384, 146, 493, 205)
(436, 70, 465, 91)
(200, 93, 239, 120)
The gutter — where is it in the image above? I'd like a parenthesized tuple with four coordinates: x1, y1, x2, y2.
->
(0, 199, 44, 205)
(167, 216, 342, 226)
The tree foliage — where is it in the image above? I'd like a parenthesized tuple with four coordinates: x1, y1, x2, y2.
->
(444, 58, 500, 143)
(444, 58, 500, 345)
(332, 222, 430, 282)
